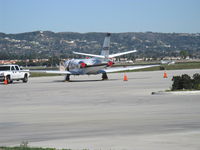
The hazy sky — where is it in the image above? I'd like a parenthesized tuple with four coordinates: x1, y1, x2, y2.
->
(0, 0, 200, 33)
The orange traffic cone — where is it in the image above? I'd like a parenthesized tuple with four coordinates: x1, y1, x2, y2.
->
(163, 71, 168, 78)
(123, 73, 128, 81)
(4, 77, 8, 85)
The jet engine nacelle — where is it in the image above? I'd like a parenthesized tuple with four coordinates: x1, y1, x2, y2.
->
(79, 61, 87, 68)
(107, 61, 114, 67)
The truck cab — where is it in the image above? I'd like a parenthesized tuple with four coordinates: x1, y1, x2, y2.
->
(0, 64, 30, 84)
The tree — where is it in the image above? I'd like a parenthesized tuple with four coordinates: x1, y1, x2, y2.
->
(172, 73, 200, 90)
(46, 56, 60, 67)
(172, 76, 183, 90)
(181, 74, 192, 89)
(180, 50, 188, 59)
(193, 73, 200, 90)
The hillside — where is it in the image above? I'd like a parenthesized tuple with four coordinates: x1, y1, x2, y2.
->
(0, 31, 200, 59)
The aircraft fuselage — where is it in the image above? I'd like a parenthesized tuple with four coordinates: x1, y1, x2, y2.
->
(64, 58, 113, 75)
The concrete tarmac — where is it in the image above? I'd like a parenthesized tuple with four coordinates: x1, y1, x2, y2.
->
(0, 69, 200, 150)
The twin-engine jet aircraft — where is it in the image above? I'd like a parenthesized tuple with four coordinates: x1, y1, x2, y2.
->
(31, 33, 158, 81)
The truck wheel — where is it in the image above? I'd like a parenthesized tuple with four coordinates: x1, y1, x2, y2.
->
(23, 74, 28, 83)
(6, 76, 12, 84)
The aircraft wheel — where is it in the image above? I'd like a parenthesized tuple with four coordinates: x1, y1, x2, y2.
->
(102, 73, 108, 80)
(65, 74, 70, 81)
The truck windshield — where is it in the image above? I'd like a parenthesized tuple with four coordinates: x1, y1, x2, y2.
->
(0, 66, 10, 71)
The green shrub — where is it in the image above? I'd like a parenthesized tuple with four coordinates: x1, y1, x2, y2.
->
(181, 74, 192, 89)
(160, 66, 165, 70)
(193, 73, 200, 90)
(172, 76, 183, 90)
(172, 73, 200, 90)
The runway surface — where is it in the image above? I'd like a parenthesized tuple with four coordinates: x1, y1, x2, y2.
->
(0, 69, 200, 150)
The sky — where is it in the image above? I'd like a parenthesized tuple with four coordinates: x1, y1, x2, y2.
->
(0, 0, 200, 33)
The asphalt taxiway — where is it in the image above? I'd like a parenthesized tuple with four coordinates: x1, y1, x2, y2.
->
(0, 69, 200, 150)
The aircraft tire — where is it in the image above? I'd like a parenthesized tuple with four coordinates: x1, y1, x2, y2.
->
(102, 73, 108, 80)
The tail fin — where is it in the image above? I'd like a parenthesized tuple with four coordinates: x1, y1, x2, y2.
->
(100, 33, 111, 58)
(73, 33, 137, 59)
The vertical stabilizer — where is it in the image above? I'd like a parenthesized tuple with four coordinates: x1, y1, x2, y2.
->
(101, 33, 111, 58)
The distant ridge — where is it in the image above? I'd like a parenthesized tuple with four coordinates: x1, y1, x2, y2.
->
(0, 31, 200, 59)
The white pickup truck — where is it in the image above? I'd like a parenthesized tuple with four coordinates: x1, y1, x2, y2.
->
(0, 64, 30, 84)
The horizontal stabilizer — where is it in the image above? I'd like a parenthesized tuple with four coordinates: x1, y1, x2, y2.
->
(108, 50, 137, 58)
(73, 51, 105, 58)
(73, 50, 137, 59)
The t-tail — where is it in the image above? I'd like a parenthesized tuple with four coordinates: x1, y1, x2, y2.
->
(73, 33, 137, 59)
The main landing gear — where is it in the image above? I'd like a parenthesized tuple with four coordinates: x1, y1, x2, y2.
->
(102, 73, 108, 80)
(65, 74, 70, 81)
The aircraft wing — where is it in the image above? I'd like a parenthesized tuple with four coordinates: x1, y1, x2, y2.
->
(108, 50, 137, 58)
(104, 65, 159, 73)
(73, 51, 105, 58)
(29, 70, 72, 74)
